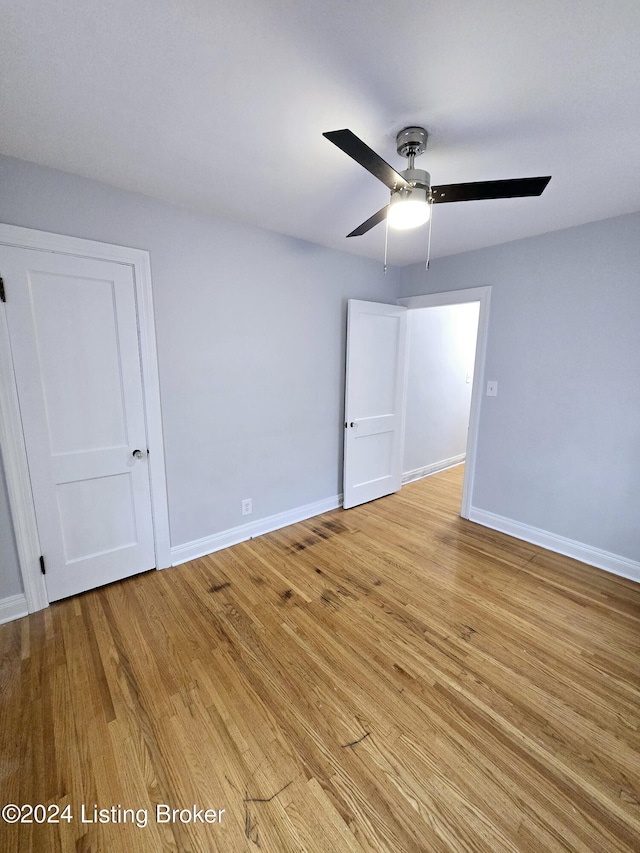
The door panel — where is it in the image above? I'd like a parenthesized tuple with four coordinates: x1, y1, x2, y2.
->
(29, 270, 130, 453)
(343, 300, 408, 509)
(3, 246, 156, 601)
(350, 313, 402, 415)
(56, 474, 138, 562)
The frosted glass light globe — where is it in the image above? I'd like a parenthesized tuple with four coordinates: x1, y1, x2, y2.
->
(387, 197, 431, 230)
(387, 187, 431, 230)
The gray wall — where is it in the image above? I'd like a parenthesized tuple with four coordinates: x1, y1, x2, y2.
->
(404, 303, 479, 476)
(399, 212, 640, 562)
(0, 449, 23, 598)
(0, 154, 398, 570)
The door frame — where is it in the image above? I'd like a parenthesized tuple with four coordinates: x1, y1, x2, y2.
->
(0, 223, 171, 613)
(397, 286, 491, 519)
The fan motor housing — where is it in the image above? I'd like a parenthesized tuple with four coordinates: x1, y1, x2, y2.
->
(401, 167, 430, 188)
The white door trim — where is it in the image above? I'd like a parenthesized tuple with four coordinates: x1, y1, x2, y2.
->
(398, 286, 492, 519)
(0, 223, 171, 614)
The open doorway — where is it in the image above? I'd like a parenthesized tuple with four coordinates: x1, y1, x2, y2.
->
(398, 287, 491, 518)
(403, 301, 480, 481)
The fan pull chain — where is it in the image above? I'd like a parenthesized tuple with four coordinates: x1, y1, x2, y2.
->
(425, 199, 434, 271)
(383, 213, 390, 274)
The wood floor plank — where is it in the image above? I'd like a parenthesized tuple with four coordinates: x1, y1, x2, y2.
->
(1, 465, 639, 851)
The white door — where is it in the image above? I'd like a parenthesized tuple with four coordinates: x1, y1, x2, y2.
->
(343, 299, 408, 509)
(2, 246, 156, 601)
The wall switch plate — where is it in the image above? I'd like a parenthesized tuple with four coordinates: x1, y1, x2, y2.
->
(486, 381, 498, 396)
(241, 498, 252, 516)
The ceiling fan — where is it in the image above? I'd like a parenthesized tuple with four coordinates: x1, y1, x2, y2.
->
(323, 126, 551, 266)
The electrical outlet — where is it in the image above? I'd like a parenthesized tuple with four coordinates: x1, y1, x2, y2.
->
(486, 381, 498, 397)
(241, 498, 252, 516)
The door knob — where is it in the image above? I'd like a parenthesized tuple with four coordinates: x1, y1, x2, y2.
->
(132, 449, 144, 459)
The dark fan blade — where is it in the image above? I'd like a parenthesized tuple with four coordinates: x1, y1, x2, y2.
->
(431, 176, 551, 204)
(346, 205, 389, 238)
(324, 129, 409, 190)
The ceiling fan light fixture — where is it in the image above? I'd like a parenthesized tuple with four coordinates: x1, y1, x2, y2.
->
(387, 187, 431, 230)
(322, 126, 551, 265)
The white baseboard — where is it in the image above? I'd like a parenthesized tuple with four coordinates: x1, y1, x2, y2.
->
(468, 507, 640, 583)
(0, 593, 29, 625)
(402, 454, 465, 485)
(171, 494, 343, 566)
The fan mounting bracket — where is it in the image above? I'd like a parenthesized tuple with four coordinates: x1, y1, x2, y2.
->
(396, 126, 428, 159)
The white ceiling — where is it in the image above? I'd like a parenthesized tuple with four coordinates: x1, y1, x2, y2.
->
(2, 0, 639, 265)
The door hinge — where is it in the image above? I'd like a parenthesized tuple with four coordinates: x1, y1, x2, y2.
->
(39, 555, 46, 575)
(0, 277, 6, 303)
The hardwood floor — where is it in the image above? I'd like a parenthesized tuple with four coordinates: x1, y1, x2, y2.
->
(1, 465, 639, 852)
